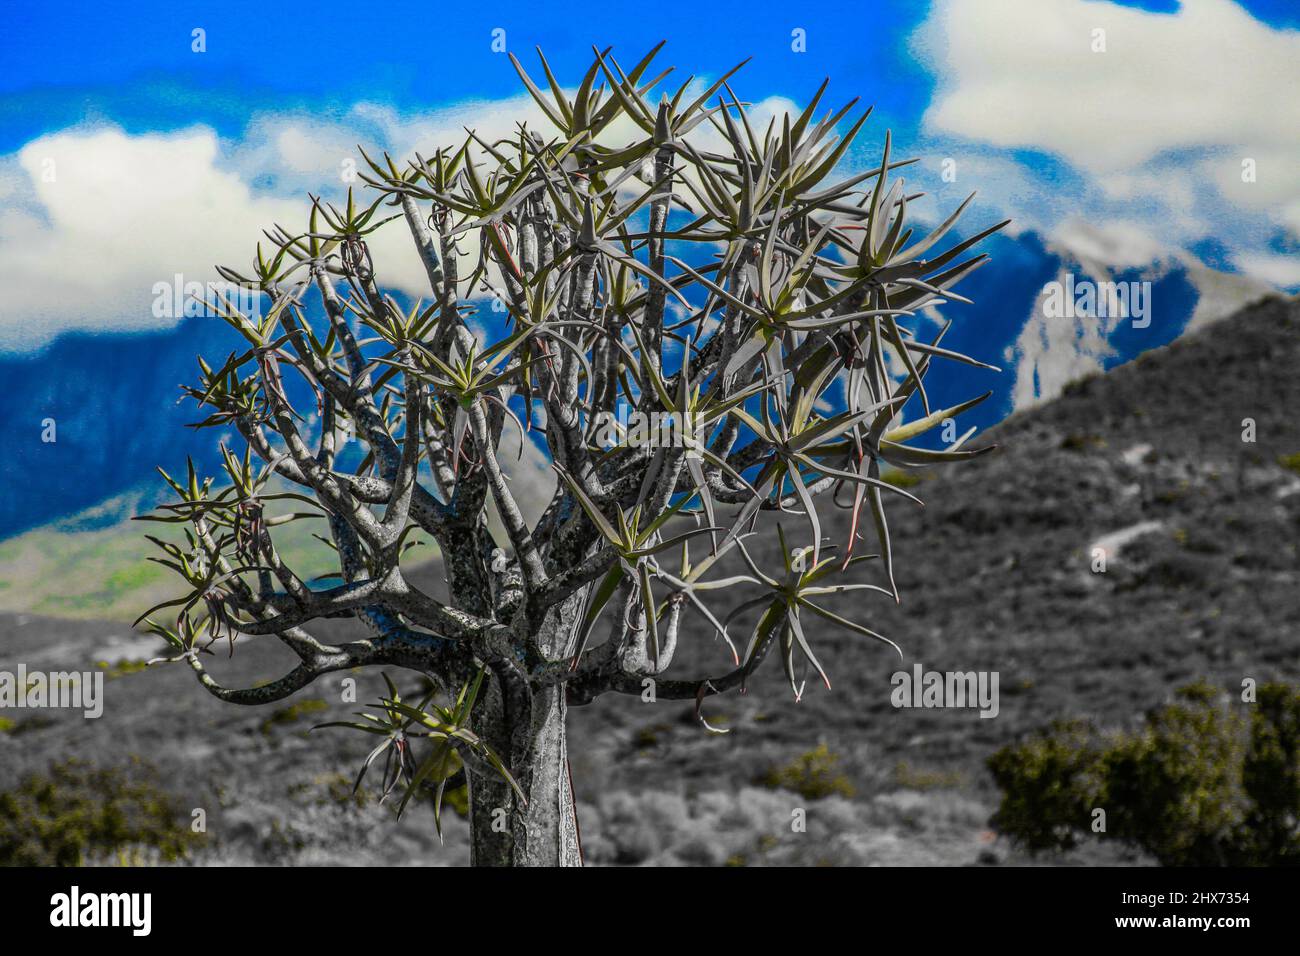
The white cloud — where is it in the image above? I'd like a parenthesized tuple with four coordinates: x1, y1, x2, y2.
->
(914, 0, 1300, 287)
(1008, 266, 1119, 410)
(896, 148, 1046, 239)
(1199, 147, 1300, 235)
(0, 128, 301, 349)
(1231, 252, 1300, 287)
(1049, 219, 1174, 271)
(917, 0, 1300, 174)
(0, 89, 796, 352)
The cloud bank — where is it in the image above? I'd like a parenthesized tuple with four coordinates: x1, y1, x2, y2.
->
(0, 91, 794, 352)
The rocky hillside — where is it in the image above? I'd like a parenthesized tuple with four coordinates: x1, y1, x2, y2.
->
(1, 294, 1297, 866)
(560, 293, 1300, 864)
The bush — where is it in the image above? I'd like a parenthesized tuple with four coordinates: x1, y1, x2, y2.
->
(259, 698, 329, 736)
(1059, 433, 1105, 452)
(0, 758, 205, 866)
(758, 744, 855, 800)
(95, 659, 150, 680)
(986, 719, 1104, 853)
(1244, 684, 1300, 863)
(989, 681, 1300, 865)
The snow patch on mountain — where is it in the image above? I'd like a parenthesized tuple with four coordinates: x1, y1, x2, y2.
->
(1008, 221, 1275, 410)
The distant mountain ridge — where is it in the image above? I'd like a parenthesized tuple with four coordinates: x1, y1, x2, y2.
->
(0, 226, 1277, 540)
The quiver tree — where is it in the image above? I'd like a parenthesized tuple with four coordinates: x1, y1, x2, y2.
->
(140, 43, 1006, 866)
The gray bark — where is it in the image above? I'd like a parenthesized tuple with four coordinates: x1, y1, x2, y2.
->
(468, 598, 583, 867)
(468, 679, 580, 866)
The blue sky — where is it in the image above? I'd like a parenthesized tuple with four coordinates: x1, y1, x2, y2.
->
(3, 0, 1297, 142)
(2, 0, 1297, 353)
(3, 0, 1294, 156)
(0, 0, 936, 155)
(0, 0, 1297, 535)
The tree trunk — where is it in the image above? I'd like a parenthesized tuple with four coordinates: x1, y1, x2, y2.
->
(467, 600, 583, 867)
(467, 679, 581, 866)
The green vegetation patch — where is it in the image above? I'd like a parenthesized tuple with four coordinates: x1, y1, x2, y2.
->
(1059, 433, 1106, 452)
(259, 698, 329, 735)
(96, 659, 150, 680)
(0, 758, 205, 866)
(989, 681, 1300, 865)
(758, 744, 855, 800)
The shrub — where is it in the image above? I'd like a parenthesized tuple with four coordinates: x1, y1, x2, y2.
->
(1059, 433, 1105, 452)
(1243, 683, 1300, 863)
(986, 719, 1104, 853)
(1060, 370, 1101, 395)
(989, 681, 1300, 865)
(1101, 682, 1247, 865)
(259, 698, 329, 735)
(0, 758, 205, 866)
(96, 658, 150, 679)
(759, 744, 855, 800)
(893, 761, 964, 791)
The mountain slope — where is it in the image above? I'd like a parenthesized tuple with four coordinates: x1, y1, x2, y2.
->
(574, 293, 1300, 801)
(1, 294, 1296, 867)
